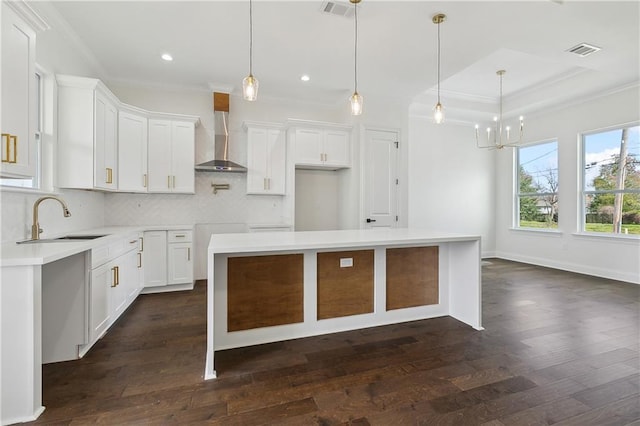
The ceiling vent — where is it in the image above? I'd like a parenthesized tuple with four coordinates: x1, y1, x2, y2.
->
(320, 1, 355, 18)
(566, 43, 601, 57)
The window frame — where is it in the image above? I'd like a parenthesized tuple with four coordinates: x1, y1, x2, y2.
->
(514, 138, 560, 231)
(580, 121, 640, 237)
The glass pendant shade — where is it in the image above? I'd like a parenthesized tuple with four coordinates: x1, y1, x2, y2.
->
(242, 74, 258, 101)
(433, 102, 444, 124)
(350, 92, 363, 116)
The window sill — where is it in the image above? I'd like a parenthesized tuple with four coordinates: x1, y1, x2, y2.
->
(509, 227, 563, 236)
(572, 232, 640, 243)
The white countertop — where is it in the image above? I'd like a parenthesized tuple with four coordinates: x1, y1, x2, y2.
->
(208, 228, 480, 254)
(1, 225, 193, 266)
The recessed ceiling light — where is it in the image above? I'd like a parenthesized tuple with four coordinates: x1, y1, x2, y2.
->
(161, 53, 173, 61)
(300, 75, 310, 82)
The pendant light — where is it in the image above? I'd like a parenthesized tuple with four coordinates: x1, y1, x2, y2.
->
(432, 13, 446, 124)
(242, 0, 258, 101)
(349, 0, 363, 115)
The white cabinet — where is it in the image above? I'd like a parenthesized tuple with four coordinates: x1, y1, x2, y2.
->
(148, 119, 195, 193)
(143, 230, 167, 288)
(0, 2, 41, 178)
(245, 122, 286, 195)
(143, 229, 193, 292)
(118, 110, 148, 192)
(57, 75, 119, 190)
(292, 125, 350, 169)
(87, 234, 141, 345)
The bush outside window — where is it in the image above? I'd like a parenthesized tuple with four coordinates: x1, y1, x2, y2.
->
(583, 125, 640, 235)
(517, 140, 559, 229)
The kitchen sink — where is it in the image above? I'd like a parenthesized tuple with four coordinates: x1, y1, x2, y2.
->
(17, 235, 108, 244)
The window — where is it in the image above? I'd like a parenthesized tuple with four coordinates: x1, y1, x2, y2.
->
(0, 71, 42, 189)
(582, 124, 640, 236)
(516, 140, 559, 229)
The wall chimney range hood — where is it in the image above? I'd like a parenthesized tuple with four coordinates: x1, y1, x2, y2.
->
(195, 92, 247, 172)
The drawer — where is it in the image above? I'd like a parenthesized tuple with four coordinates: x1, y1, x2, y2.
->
(168, 230, 192, 243)
(91, 233, 139, 269)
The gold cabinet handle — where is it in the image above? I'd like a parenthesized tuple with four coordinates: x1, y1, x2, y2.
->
(137, 252, 142, 268)
(1, 134, 9, 163)
(111, 266, 118, 287)
(167, 175, 171, 189)
(1, 133, 17, 164)
(187, 247, 191, 261)
(139, 237, 144, 251)
(173, 175, 176, 189)
(9, 135, 17, 163)
(143, 174, 147, 188)
(115, 266, 119, 286)
(175, 234, 186, 238)
(106, 168, 113, 184)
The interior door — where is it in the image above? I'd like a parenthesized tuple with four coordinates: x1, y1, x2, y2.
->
(363, 129, 399, 228)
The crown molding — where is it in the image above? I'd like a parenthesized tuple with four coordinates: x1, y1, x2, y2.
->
(5, 0, 49, 32)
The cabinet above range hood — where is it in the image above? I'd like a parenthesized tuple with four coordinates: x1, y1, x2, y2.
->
(195, 92, 247, 173)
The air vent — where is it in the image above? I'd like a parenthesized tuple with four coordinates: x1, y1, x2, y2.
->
(567, 43, 601, 57)
(320, 1, 355, 18)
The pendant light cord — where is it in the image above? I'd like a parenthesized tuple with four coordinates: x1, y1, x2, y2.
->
(249, 0, 253, 75)
(354, 2, 358, 93)
(437, 19, 441, 103)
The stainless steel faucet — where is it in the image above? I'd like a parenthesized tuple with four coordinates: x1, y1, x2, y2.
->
(31, 196, 72, 240)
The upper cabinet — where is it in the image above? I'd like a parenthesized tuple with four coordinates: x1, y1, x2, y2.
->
(118, 109, 148, 192)
(244, 122, 286, 195)
(0, 2, 46, 178)
(289, 121, 351, 170)
(56, 74, 199, 193)
(57, 75, 119, 191)
(148, 119, 195, 193)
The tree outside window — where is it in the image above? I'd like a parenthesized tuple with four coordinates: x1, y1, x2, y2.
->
(516, 140, 559, 229)
(583, 125, 640, 235)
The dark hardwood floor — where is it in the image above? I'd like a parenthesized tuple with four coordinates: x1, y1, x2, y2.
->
(30, 259, 639, 425)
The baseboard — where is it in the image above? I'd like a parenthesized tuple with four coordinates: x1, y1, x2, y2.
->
(140, 282, 195, 294)
(494, 251, 640, 285)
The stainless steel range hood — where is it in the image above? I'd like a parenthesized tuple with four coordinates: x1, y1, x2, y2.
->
(195, 92, 247, 173)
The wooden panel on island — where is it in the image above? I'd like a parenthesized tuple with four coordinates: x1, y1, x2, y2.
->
(386, 246, 439, 310)
(317, 250, 374, 320)
(227, 254, 304, 331)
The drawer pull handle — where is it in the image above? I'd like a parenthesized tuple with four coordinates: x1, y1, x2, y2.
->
(175, 234, 186, 238)
(139, 237, 144, 251)
(129, 239, 137, 244)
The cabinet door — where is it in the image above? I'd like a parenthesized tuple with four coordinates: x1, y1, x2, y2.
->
(114, 250, 138, 316)
(323, 129, 350, 167)
(94, 91, 118, 190)
(147, 119, 173, 192)
(143, 231, 167, 287)
(294, 128, 323, 166)
(90, 262, 113, 342)
(171, 121, 195, 193)
(267, 129, 286, 194)
(246, 127, 269, 194)
(0, 3, 37, 178)
(168, 242, 193, 285)
(118, 111, 148, 192)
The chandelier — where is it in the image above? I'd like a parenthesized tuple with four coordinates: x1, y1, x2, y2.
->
(475, 70, 524, 149)
(349, 0, 363, 115)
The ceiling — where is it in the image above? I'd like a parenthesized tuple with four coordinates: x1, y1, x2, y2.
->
(38, 1, 639, 120)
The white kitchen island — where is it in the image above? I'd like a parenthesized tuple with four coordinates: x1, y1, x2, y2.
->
(205, 228, 482, 379)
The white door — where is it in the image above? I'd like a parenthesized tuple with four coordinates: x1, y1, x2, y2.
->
(171, 121, 195, 193)
(143, 231, 167, 287)
(90, 261, 112, 341)
(267, 129, 286, 194)
(363, 129, 399, 228)
(147, 119, 172, 192)
(246, 127, 269, 194)
(168, 243, 193, 285)
(118, 111, 148, 192)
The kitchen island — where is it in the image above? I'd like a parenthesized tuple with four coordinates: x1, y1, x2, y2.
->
(205, 228, 482, 379)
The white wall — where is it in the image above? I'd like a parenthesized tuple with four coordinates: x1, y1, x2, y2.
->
(407, 114, 496, 257)
(495, 85, 640, 284)
(295, 169, 340, 231)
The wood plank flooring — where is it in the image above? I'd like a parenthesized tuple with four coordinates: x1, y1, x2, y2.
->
(29, 259, 639, 425)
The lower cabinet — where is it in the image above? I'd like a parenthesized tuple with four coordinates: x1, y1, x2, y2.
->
(87, 234, 142, 348)
(143, 229, 193, 292)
